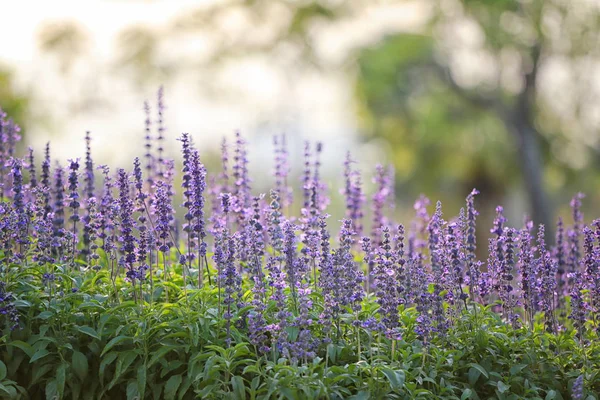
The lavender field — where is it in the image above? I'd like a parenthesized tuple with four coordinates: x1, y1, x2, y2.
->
(0, 91, 598, 399)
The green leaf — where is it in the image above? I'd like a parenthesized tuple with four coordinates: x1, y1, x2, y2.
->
(0, 383, 17, 398)
(497, 381, 509, 394)
(327, 343, 337, 364)
(72, 351, 88, 381)
(30, 348, 51, 363)
(461, 388, 473, 400)
(36, 311, 54, 320)
(101, 335, 130, 356)
(8, 341, 33, 357)
(545, 390, 557, 400)
(349, 391, 370, 400)
(469, 363, 489, 379)
(56, 363, 66, 398)
(468, 367, 481, 385)
(46, 379, 58, 400)
(148, 346, 177, 367)
(510, 364, 527, 375)
(164, 375, 182, 400)
(99, 352, 118, 381)
(231, 376, 245, 399)
(76, 326, 100, 340)
(137, 364, 147, 400)
(32, 363, 54, 385)
(127, 381, 139, 400)
(108, 351, 138, 390)
(380, 367, 405, 391)
(0, 360, 6, 381)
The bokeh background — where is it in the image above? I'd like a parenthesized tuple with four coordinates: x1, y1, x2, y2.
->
(2, 0, 600, 239)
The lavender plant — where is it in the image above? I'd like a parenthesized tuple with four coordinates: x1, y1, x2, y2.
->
(0, 104, 597, 399)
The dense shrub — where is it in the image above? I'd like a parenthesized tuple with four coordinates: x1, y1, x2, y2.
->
(0, 97, 598, 399)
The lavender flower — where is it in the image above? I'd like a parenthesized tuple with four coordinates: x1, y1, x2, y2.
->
(179, 133, 194, 274)
(232, 130, 251, 229)
(83, 131, 94, 199)
(313, 142, 329, 211)
(273, 134, 292, 210)
(31, 186, 54, 265)
(371, 164, 394, 246)
(554, 217, 567, 295)
(217, 228, 239, 346)
(143, 100, 154, 187)
(10, 159, 29, 255)
(247, 196, 269, 352)
(572, 375, 584, 400)
(302, 141, 312, 211)
(153, 180, 174, 255)
(518, 221, 535, 327)
(569, 269, 587, 341)
(536, 224, 557, 332)
(343, 152, 364, 237)
(333, 219, 364, 314)
(156, 86, 166, 180)
(189, 149, 207, 286)
(567, 193, 585, 292)
(117, 169, 138, 283)
(372, 226, 402, 338)
(41, 143, 52, 215)
(428, 201, 448, 335)
(446, 221, 467, 306)
(52, 164, 66, 242)
(85, 197, 101, 269)
(583, 224, 600, 331)
(27, 147, 37, 189)
(465, 189, 480, 300)
(0, 282, 19, 330)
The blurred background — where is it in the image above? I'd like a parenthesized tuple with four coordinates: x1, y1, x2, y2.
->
(2, 0, 600, 237)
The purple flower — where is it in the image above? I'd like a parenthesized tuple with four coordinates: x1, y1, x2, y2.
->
(85, 196, 101, 269)
(10, 159, 29, 244)
(52, 164, 66, 240)
(273, 134, 292, 210)
(67, 159, 81, 224)
(27, 147, 37, 189)
(428, 201, 448, 334)
(567, 193, 585, 292)
(156, 86, 166, 180)
(84, 131, 95, 200)
(554, 217, 567, 294)
(31, 186, 55, 265)
(246, 196, 269, 352)
(302, 142, 312, 211)
(446, 221, 467, 305)
(41, 143, 52, 215)
(0, 282, 19, 330)
(117, 169, 138, 283)
(232, 131, 251, 228)
(143, 100, 154, 187)
(371, 164, 394, 246)
(583, 223, 600, 332)
(153, 180, 174, 254)
(569, 268, 587, 340)
(465, 189, 480, 300)
(332, 219, 364, 313)
(517, 221, 535, 326)
(189, 149, 208, 286)
(343, 152, 365, 237)
(179, 133, 194, 268)
(536, 224, 557, 332)
(572, 375, 584, 400)
(372, 226, 402, 334)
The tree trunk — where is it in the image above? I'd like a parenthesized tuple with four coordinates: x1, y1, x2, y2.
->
(505, 117, 553, 238)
